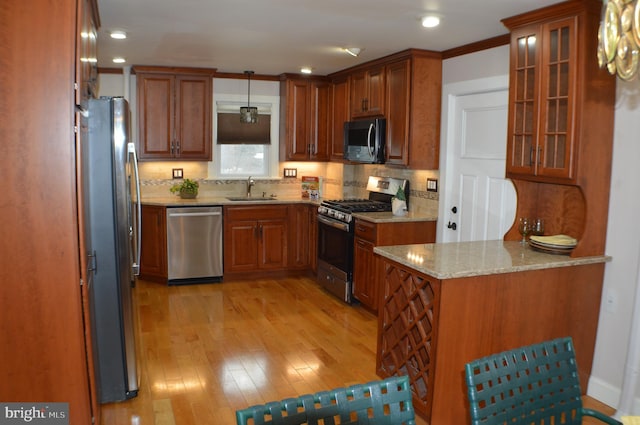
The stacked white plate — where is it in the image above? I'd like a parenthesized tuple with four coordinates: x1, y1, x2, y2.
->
(529, 234, 577, 255)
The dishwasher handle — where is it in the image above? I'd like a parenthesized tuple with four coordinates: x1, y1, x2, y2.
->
(168, 211, 222, 218)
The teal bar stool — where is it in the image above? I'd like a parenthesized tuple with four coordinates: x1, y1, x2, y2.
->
(465, 337, 622, 425)
(235, 375, 415, 425)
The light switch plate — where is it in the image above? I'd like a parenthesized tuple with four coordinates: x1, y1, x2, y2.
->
(172, 168, 183, 179)
(427, 178, 438, 192)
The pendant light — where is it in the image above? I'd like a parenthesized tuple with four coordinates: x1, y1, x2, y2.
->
(240, 70, 258, 123)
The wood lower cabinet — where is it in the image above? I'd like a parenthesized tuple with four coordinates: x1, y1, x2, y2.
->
(377, 258, 605, 423)
(139, 205, 168, 281)
(309, 206, 318, 273)
(134, 66, 216, 161)
(288, 204, 319, 270)
(224, 205, 288, 273)
(352, 219, 436, 312)
(140, 203, 316, 281)
(353, 236, 378, 309)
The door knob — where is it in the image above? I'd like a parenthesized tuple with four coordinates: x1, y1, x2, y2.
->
(447, 221, 457, 231)
(451, 206, 457, 214)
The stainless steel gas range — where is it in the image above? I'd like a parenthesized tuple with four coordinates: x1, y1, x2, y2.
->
(316, 176, 409, 303)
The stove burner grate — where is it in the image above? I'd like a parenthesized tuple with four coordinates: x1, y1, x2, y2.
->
(320, 199, 392, 213)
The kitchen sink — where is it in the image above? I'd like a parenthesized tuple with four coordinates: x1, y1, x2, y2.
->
(227, 197, 277, 202)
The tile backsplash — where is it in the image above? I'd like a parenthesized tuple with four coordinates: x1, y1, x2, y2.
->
(140, 161, 439, 217)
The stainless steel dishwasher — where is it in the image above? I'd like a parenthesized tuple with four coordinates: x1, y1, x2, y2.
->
(166, 206, 223, 283)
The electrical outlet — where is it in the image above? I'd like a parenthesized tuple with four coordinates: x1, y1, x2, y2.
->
(284, 168, 297, 178)
(172, 168, 183, 179)
(427, 178, 438, 192)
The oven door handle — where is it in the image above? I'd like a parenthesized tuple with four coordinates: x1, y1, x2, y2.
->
(318, 214, 350, 232)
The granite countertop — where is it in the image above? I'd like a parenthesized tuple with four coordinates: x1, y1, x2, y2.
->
(141, 196, 322, 207)
(142, 196, 437, 223)
(352, 211, 437, 223)
(374, 240, 611, 279)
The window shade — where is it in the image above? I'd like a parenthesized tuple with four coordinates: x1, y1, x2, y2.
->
(217, 112, 271, 145)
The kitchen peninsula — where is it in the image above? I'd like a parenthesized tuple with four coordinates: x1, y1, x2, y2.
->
(374, 240, 610, 424)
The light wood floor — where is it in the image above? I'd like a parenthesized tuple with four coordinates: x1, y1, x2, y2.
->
(100, 275, 615, 425)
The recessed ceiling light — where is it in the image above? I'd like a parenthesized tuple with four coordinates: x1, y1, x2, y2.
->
(343, 47, 362, 57)
(113, 57, 126, 63)
(110, 30, 127, 39)
(300, 67, 313, 74)
(421, 16, 440, 28)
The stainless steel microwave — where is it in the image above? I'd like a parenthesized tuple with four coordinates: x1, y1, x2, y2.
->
(343, 118, 386, 164)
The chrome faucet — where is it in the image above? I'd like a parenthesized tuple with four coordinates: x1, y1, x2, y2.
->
(246, 176, 255, 197)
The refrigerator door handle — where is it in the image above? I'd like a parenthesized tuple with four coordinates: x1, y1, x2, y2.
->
(128, 142, 141, 276)
(87, 250, 97, 273)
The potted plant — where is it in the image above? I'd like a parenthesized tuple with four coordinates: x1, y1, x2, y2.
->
(391, 186, 408, 216)
(170, 178, 199, 199)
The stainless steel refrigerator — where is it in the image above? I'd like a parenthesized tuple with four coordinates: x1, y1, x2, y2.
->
(85, 96, 141, 403)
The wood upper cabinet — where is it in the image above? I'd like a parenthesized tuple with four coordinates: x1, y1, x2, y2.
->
(76, 0, 98, 107)
(384, 60, 411, 166)
(134, 66, 215, 161)
(224, 205, 288, 273)
(350, 65, 385, 118)
(384, 53, 442, 169)
(503, 1, 612, 185)
(139, 205, 168, 282)
(330, 75, 350, 161)
(280, 76, 330, 161)
(333, 49, 442, 169)
(502, 0, 616, 257)
(505, 19, 576, 181)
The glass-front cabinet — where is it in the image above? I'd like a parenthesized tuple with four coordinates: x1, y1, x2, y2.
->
(501, 0, 616, 257)
(506, 16, 577, 183)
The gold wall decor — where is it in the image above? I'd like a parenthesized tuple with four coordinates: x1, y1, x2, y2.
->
(598, 0, 640, 80)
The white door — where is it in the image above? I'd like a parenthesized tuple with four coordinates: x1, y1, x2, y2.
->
(438, 76, 516, 243)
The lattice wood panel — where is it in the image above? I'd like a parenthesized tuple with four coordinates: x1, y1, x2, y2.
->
(377, 261, 440, 419)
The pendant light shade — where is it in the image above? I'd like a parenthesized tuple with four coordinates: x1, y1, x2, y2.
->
(240, 70, 258, 123)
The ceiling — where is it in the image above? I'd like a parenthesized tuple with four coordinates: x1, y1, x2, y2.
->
(96, 0, 562, 76)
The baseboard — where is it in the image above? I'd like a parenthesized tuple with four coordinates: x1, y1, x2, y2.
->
(589, 375, 640, 415)
(588, 376, 621, 409)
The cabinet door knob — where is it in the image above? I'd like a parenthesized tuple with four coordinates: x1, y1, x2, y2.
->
(447, 221, 457, 231)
